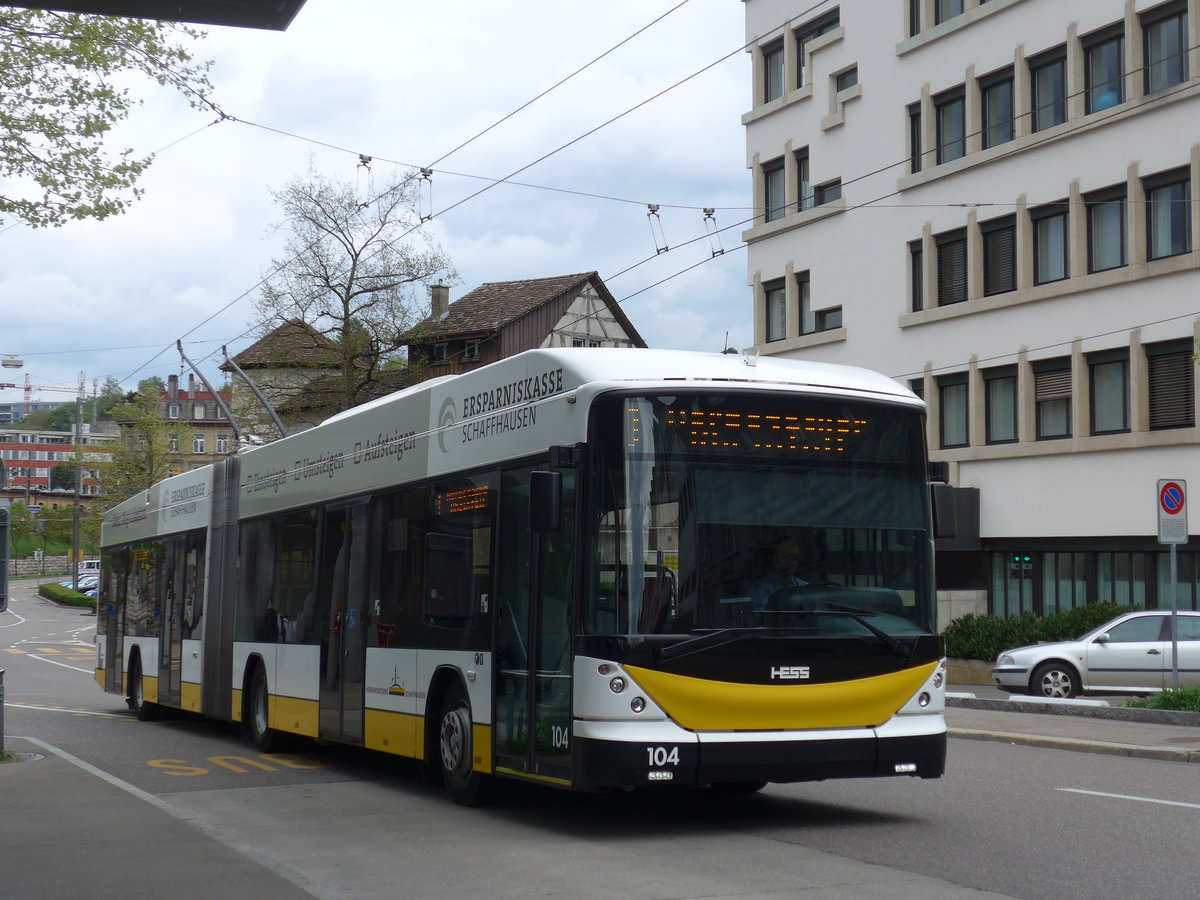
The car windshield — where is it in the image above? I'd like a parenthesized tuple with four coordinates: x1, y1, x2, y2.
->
(584, 392, 936, 638)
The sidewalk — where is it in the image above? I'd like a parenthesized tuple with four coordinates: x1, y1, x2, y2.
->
(945, 687, 1200, 763)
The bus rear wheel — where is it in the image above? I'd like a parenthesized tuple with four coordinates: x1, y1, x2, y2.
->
(248, 665, 282, 752)
(128, 658, 159, 721)
(437, 683, 492, 806)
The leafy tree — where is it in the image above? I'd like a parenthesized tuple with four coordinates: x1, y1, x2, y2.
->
(50, 453, 81, 491)
(0, 9, 213, 228)
(5, 500, 33, 554)
(94, 376, 129, 422)
(248, 164, 455, 427)
(98, 388, 187, 502)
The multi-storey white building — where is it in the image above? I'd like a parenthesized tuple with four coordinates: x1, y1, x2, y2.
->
(743, 0, 1199, 619)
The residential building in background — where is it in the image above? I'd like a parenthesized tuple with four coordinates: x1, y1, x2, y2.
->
(0, 427, 114, 502)
(159, 374, 235, 469)
(743, 0, 1199, 619)
(403, 273, 647, 383)
(0, 401, 66, 426)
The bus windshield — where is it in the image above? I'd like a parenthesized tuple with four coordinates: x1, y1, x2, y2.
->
(586, 392, 935, 638)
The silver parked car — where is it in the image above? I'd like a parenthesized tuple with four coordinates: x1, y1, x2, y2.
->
(991, 610, 1200, 698)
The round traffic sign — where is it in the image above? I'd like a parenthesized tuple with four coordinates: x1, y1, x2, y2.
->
(1160, 481, 1186, 515)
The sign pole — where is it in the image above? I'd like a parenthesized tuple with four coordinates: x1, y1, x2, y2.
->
(1157, 479, 1187, 691)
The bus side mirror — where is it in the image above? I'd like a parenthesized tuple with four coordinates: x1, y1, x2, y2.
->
(530, 470, 562, 533)
(931, 483, 958, 540)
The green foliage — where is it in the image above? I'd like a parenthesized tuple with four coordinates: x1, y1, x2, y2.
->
(98, 389, 187, 502)
(0, 9, 213, 228)
(38, 582, 97, 609)
(943, 602, 1140, 661)
(1125, 685, 1200, 712)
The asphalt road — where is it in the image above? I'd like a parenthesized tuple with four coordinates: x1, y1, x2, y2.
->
(5, 580, 1200, 900)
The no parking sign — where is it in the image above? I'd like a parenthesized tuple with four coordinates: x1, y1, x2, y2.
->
(1158, 479, 1188, 544)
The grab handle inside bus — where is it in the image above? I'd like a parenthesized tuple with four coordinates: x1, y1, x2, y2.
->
(530, 470, 562, 532)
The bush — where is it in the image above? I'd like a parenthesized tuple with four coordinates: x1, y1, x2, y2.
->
(38, 582, 98, 610)
(1126, 685, 1200, 712)
(943, 602, 1139, 661)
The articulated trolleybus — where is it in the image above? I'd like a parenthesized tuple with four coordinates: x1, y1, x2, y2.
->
(97, 348, 947, 802)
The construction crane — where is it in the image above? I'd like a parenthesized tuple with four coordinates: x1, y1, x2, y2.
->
(0, 373, 88, 416)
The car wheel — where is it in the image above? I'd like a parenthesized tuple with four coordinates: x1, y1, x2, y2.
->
(1031, 661, 1079, 699)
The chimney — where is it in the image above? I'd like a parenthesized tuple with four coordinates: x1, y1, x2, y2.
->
(430, 280, 450, 319)
(188, 373, 196, 397)
(168, 374, 179, 399)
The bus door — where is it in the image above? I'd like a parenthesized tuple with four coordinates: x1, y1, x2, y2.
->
(318, 502, 369, 744)
(156, 540, 182, 709)
(495, 468, 575, 783)
(102, 551, 125, 695)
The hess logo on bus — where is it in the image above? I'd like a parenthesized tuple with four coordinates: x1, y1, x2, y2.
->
(771, 665, 811, 680)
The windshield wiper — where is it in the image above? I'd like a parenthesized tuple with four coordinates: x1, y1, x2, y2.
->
(805, 610, 912, 659)
(655, 627, 771, 662)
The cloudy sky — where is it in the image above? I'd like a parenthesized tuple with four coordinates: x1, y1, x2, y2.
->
(0, 0, 751, 408)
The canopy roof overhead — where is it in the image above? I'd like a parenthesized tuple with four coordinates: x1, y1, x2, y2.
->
(8, 1, 306, 30)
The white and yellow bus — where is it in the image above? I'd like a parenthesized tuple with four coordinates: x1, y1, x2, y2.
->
(97, 348, 949, 803)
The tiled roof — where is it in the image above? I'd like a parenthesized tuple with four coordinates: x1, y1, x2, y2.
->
(417, 272, 598, 339)
(222, 319, 342, 370)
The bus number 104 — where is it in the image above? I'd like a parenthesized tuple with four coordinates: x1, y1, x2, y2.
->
(646, 746, 680, 767)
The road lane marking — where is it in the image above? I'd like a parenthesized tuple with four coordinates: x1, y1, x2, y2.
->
(1058, 788, 1200, 809)
(4, 702, 129, 718)
(27, 654, 94, 674)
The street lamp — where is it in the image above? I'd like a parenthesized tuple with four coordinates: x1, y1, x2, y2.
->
(1, 356, 21, 369)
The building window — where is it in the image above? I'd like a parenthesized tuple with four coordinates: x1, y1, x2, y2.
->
(909, 239, 924, 312)
(763, 39, 784, 103)
(796, 147, 813, 211)
(433, 342, 449, 362)
(193, 403, 205, 420)
(763, 157, 785, 222)
(1034, 359, 1072, 440)
(463, 339, 480, 361)
(168, 436, 179, 453)
(1084, 28, 1125, 113)
(193, 434, 206, 454)
(835, 67, 858, 92)
(168, 403, 179, 419)
(764, 278, 786, 342)
(796, 10, 839, 89)
(1144, 3, 1188, 93)
(1089, 351, 1130, 434)
(985, 367, 1018, 444)
(796, 270, 841, 335)
(814, 179, 841, 205)
(908, 0, 921, 36)
(981, 215, 1016, 295)
(935, 0, 963, 24)
(1145, 168, 1191, 259)
(216, 434, 229, 454)
(1086, 187, 1126, 272)
(980, 69, 1014, 148)
(1032, 202, 1069, 283)
(908, 102, 922, 174)
(1030, 48, 1067, 131)
(936, 229, 967, 306)
(1147, 340, 1195, 430)
(938, 374, 969, 448)
(934, 88, 965, 164)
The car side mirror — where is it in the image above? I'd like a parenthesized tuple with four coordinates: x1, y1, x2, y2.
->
(1094, 632, 1111, 644)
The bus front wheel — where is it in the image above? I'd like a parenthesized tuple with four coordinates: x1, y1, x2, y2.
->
(437, 683, 491, 806)
(128, 658, 159, 721)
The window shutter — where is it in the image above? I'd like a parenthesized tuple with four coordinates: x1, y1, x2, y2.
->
(1035, 368, 1072, 400)
(937, 238, 967, 305)
(1149, 350, 1195, 429)
(983, 224, 1016, 295)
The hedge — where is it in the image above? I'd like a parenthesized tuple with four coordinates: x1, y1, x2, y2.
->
(38, 583, 98, 610)
(943, 602, 1139, 661)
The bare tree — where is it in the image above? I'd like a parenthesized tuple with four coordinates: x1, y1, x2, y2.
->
(249, 164, 455, 425)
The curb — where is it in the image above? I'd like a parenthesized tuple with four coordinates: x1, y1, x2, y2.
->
(948, 727, 1200, 764)
(947, 694, 1200, 727)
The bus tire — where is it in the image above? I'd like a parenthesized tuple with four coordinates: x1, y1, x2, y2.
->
(128, 657, 159, 721)
(437, 682, 492, 806)
(248, 664, 283, 752)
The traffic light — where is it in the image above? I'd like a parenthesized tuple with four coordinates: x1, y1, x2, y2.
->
(0, 506, 8, 613)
